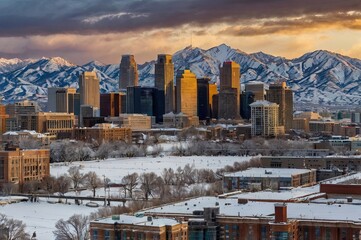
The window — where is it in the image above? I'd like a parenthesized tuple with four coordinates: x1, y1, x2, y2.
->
(104, 230, 110, 240)
(92, 229, 98, 240)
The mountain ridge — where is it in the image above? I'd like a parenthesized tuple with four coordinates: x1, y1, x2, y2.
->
(1, 44, 361, 106)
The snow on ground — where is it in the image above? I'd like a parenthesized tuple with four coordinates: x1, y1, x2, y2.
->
(1, 199, 98, 240)
(0, 155, 250, 239)
(51, 156, 251, 182)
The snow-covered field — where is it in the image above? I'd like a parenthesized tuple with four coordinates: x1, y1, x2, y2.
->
(51, 155, 251, 182)
(2, 155, 250, 240)
(1, 199, 97, 240)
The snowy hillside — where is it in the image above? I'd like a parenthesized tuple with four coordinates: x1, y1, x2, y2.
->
(1, 44, 361, 106)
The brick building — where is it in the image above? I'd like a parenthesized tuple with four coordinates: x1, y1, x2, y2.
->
(73, 123, 132, 144)
(0, 148, 50, 185)
(90, 214, 188, 240)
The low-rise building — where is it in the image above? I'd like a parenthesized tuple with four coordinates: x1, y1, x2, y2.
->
(73, 123, 132, 144)
(223, 168, 316, 192)
(0, 148, 50, 185)
(163, 112, 199, 128)
(90, 214, 188, 240)
(106, 114, 152, 130)
(17, 112, 75, 137)
(260, 155, 361, 171)
(2, 130, 55, 146)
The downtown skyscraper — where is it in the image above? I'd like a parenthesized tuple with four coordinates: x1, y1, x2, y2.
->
(119, 55, 138, 91)
(155, 54, 174, 114)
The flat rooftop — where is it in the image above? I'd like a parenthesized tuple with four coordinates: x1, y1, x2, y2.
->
(92, 214, 180, 227)
(224, 168, 313, 178)
(143, 196, 361, 223)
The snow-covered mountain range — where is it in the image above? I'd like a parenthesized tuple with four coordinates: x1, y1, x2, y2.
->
(1, 44, 361, 106)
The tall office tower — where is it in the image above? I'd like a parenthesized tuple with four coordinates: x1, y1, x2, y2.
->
(266, 82, 293, 131)
(240, 91, 255, 120)
(100, 92, 126, 117)
(155, 54, 174, 114)
(218, 61, 241, 119)
(68, 92, 80, 116)
(250, 100, 280, 137)
(176, 70, 198, 116)
(47, 87, 61, 112)
(245, 82, 268, 101)
(79, 71, 100, 109)
(119, 55, 138, 90)
(126, 86, 160, 120)
(55, 88, 77, 113)
(197, 78, 211, 121)
(208, 83, 218, 119)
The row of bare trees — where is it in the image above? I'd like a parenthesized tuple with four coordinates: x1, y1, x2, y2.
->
(48, 136, 313, 163)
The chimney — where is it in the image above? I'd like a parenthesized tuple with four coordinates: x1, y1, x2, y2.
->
(274, 203, 287, 223)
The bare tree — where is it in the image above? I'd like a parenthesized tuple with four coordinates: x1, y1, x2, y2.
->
(55, 175, 71, 201)
(67, 166, 85, 191)
(0, 214, 29, 240)
(84, 172, 103, 197)
(41, 176, 57, 194)
(121, 173, 138, 199)
(2, 183, 18, 195)
(161, 168, 175, 185)
(22, 180, 41, 194)
(19, 138, 42, 150)
(53, 214, 89, 240)
(139, 172, 158, 201)
(183, 164, 196, 185)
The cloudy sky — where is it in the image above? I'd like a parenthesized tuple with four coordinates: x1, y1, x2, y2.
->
(0, 0, 360, 64)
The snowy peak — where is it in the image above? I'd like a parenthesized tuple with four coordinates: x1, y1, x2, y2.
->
(2, 46, 361, 106)
(0, 57, 36, 73)
(47, 57, 74, 67)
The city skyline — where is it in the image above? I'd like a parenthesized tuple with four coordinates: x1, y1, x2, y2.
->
(0, 0, 360, 64)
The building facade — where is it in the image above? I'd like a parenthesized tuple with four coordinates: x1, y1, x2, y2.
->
(100, 92, 125, 117)
(176, 70, 198, 117)
(218, 61, 240, 120)
(197, 78, 211, 121)
(119, 55, 138, 90)
(223, 168, 316, 192)
(245, 82, 268, 101)
(90, 215, 188, 240)
(18, 112, 75, 136)
(0, 148, 50, 185)
(73, 123, 132, 144)
(250, 100, 283, 137)
(155, 54, 174, 115)
(267, 82, 293, 132)
(79, 71, 100, 109)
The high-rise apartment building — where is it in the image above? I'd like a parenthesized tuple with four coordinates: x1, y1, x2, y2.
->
(176, 70, 198, 117)
(250, 100, 282, 137)
(266, 82, 293, 131)
(79, 71, 100, 108)
(218, 61, 241, 119)
(155, 54, 174, 114)
(119, 55, 138, 90)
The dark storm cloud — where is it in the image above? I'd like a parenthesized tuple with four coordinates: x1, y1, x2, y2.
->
(0, 0, 360, 36)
